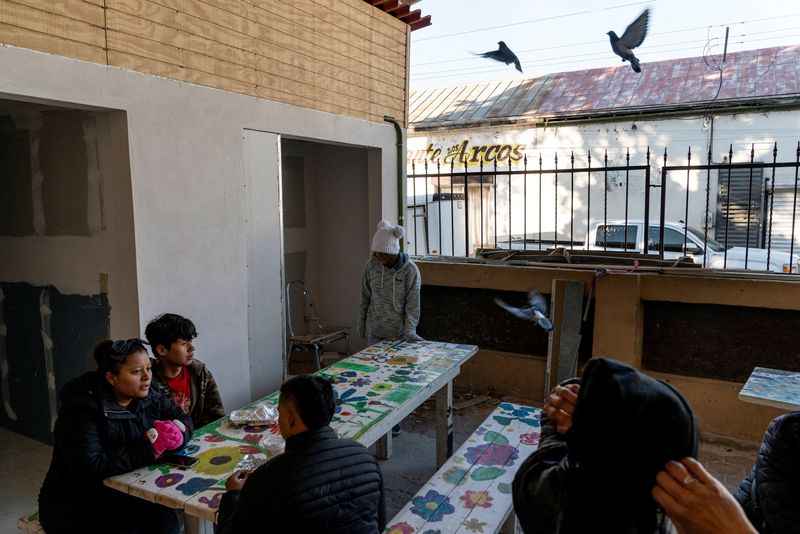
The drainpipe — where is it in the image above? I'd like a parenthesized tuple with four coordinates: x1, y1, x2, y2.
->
(384, 115, 405, 252)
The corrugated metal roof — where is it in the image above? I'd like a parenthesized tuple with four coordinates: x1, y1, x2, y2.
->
(409, 45, 800, 131)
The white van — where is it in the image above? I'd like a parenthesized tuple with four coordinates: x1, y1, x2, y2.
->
(588, 220, 800, 273)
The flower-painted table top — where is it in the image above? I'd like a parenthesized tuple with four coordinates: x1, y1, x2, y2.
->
(739, 367, 800, 410)
(385, 402, 541, 534)
(105, 339, 477, 522)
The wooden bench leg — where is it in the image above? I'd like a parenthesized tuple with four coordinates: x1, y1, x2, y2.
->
(501, 511, 517, 534)
(376, 432, 392, 459)
(435, 381, 453, 468)
(185, 515, 215, 534)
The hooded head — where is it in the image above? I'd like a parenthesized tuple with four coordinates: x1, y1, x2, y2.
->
(371, 220, 404, 255)
(562, 358, 697, 533)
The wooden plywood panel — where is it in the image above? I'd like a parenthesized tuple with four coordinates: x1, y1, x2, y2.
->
(107, 0, 181, 29)
(107, 49, 257, 95)
(313, 0, 370, 41)
(106, 8, 180, 48)
(107, 29, 183, 67)
(0, 1, 105, 48)
(2, 0, 409, 124)
(0, 21, 105, 63)
(335, 0, 407, 43)
(10, 0, 105, 27)
(311, 7, 404, 71)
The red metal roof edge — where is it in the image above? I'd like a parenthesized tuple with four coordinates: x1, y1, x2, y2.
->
(363, 0, 430, 31)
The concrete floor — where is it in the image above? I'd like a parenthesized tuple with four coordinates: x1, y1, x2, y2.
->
(0, 393, 761, 532)
(0, 426, 52, 533)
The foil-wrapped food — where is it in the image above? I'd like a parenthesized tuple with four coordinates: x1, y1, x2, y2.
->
(233, 454, 269, 472)
(229, 402, 278, 425)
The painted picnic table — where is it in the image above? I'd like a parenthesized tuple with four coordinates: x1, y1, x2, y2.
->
(104, 339, 477, 523)
(739, 366, 800, 410)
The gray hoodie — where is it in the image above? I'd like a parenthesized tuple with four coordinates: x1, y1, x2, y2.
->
(358, 252, 421, 339)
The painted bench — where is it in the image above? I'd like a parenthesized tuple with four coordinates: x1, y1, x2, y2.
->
(385, 402, 541, 534)
(18, 511, 44, 534)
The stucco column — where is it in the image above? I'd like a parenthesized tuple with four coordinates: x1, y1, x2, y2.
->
(592, 274, 643, 368)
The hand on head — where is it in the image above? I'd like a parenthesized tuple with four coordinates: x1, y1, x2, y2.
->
(653, 457, 757, 534)
(544, 383, 580, 434)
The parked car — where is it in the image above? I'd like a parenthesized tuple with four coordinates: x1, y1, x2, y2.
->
(498, 220, 800, 273)
(588, 220, 800, 273)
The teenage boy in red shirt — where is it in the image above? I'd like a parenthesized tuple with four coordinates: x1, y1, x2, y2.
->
(145, 313, 225, 429)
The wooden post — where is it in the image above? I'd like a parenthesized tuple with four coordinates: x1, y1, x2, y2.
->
(545, 280, 584, 398)
(375, 432, 393, 460)
(500, 512, 517, 534)
(435, 381, 454, 468)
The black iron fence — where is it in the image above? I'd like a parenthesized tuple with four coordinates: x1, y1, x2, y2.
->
(406, 143, 800, 274)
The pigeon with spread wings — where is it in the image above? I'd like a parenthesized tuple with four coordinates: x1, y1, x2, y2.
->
(476, 41, 522, 73)
(495, 292, 553, 332)
(607, 9, 650, 73)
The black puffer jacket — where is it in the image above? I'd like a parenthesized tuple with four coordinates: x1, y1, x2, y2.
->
(218, 426, 386, 534)
(734, 411, 800, 534)
(38, 371, 192, 532)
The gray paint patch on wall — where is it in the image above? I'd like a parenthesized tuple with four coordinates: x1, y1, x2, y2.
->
(39, 110, 90, 236)
(0, 282, 109, 443)
(0, 114, 34, 235)
(281, 156, 306, 229)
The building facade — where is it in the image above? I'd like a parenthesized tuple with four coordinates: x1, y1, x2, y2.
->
(406, 45, 800, 257)
(0, 0, 426, 441)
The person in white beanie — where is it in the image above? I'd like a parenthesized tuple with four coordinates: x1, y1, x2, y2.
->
(358, 220, 423, 347)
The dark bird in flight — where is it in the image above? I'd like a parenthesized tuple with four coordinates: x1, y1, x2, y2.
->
(495, 291, 553, 332)
(607, 9, 650, 73)
(476, 41, 522, 73)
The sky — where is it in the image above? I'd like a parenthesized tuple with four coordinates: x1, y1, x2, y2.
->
(410, 0, 800, 90)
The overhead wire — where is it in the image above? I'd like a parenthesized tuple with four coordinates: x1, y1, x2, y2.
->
(414, 0, 653, 42)
(411, 12, 800, 70)
(412, 27, 800, 81)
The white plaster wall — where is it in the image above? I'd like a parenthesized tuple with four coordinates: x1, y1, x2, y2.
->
(313, 144, 371, 352)
(0, 45, 399, 410)
(281, 140, 374, 354)
(409, 109, 800, 250)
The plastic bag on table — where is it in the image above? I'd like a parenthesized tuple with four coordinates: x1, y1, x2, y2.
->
(260, 435, 286, 458)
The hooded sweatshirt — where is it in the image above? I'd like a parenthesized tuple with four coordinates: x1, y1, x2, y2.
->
(358, 252, 421, 339)
(513, 358, 696, 534)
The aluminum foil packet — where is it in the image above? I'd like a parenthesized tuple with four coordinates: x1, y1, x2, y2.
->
(234, 454, 268, 472)
(229, 402, 278, 425)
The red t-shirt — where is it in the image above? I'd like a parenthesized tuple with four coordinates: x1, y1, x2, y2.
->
(165, 367, 191, 414)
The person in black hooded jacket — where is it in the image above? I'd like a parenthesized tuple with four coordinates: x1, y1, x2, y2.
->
(217, 374, 386, 534)
(512, 358, 698, 534)
(734, 411, 800, 534)
(38, 338, 193, 534)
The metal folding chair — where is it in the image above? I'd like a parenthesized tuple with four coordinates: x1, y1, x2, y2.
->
(285, 280, 351, 373)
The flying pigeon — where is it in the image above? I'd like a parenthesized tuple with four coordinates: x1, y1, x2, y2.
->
(495, 292, 553, 332)
(476, 41, 522, 73)
(607, 9, 650, 73)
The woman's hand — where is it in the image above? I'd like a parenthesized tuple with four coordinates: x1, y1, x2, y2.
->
(544, 383, 580, 434)
(652, 457, 757, 534)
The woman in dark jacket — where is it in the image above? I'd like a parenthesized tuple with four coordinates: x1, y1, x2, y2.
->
(734, 411, 800, 533)
(512, 358, 698, 534)
(38, 338, 193, 534)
